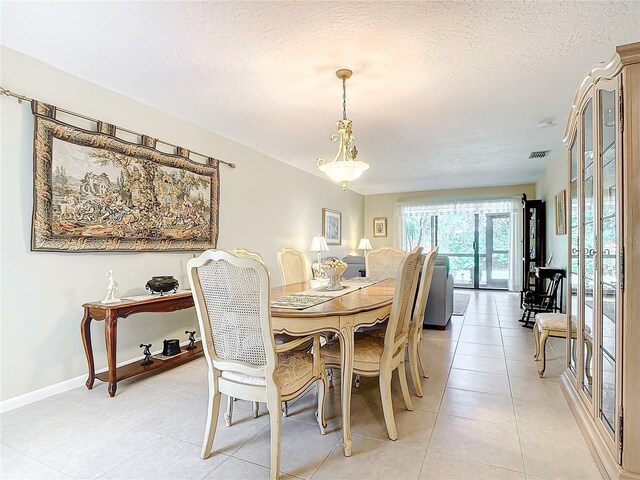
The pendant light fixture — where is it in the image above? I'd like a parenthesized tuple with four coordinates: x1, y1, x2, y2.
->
(316, 69, 369, 190)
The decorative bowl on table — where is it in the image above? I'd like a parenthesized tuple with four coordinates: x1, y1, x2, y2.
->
(145, 276, 179, 296)
(321, 259, 348, 291)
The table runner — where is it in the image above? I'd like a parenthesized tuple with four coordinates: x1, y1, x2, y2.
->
(270, 278, 382, 310)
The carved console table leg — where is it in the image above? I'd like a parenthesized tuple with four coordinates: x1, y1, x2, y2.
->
(105, 312, 119, 397)
(81, 308, 95, 390)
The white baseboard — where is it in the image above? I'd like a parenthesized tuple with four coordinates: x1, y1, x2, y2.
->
(0, 374, 88, 414)
(0, 338, 201, 414)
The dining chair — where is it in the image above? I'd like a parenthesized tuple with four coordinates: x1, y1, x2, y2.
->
(365, 247, 406, 279)
(321, 246, 423, 440)
(187, 250, 327, 479)
(407, 246, 438, 397)
(277, 248, 311, 285)
(227, 249, 310, 421)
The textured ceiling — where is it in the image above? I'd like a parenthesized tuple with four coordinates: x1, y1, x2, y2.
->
(1, 1, 639, 195)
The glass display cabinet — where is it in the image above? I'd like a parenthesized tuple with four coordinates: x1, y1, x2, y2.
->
(561, 42, 640, 479)
(520, 194, 545, 306)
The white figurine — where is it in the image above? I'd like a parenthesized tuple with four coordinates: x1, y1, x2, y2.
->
(101, 270, 121, 304)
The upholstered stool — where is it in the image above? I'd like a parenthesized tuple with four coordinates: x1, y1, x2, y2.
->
(533, 313, 592, 380)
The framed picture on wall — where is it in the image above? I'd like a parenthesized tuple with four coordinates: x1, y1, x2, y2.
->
(322, 208, 342, 245)
(555, 190, 567, 235)
(373, 217, 387, 237)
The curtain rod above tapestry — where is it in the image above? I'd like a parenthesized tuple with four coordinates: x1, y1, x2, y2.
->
(0, 86, 236, 169)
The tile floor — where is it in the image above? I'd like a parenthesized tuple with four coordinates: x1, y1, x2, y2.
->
(0, 291, 603, 480)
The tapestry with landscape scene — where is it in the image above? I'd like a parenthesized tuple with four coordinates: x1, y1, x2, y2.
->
(31, 101, 220, 252)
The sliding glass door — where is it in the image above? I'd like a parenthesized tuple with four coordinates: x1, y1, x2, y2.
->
(437, 214, 477, 288)
(485, 214, 511, 289)
(404, 209, 512, 290)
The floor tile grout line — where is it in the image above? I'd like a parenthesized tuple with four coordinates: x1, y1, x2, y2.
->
(424, 293, 528, 476)
(497, 294, 531, 476)
(94, 436, 225, 480)
(307, 434, 344, 480)
(0, 441, 80, 480)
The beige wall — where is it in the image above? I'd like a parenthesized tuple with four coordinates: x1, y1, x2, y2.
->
(0, 47, 363, 401)
(536, 151, 569, 272)
(364, 184, 536, 249)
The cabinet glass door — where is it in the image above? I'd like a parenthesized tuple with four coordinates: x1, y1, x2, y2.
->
(582, 98, 595, 399)
(599, 88, 618, 438)
(569, 138, 579, 375)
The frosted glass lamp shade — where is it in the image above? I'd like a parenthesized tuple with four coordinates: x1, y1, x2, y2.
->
(318, 160, 370, 184)
(309, 235, 330, 252)
(357, 238, 373, 251)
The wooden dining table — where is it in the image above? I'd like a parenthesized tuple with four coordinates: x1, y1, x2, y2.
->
(270, 278, 395, 457)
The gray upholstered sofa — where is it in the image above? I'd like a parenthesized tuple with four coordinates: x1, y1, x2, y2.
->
(342, 255, 365, 278)
(423, 255, 454, 329)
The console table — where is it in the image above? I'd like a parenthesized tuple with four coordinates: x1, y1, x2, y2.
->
(81, 291, 201, 397)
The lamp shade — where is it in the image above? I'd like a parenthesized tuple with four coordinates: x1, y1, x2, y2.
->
(318, 160, 370, 184)
(309, 235, 330, 252)
(357, 238, 373, 251)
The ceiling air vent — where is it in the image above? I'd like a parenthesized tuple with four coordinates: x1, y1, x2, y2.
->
(529, 150, 551, 159)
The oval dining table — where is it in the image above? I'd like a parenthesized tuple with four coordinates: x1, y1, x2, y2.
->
(270, 278, 395, 457)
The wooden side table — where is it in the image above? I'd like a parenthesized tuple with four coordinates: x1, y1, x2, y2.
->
(81, 292, 201, 397)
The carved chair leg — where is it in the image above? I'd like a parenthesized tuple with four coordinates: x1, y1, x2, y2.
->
(533, 322, 541, 360)
(398, 360, 414, 411)
(224, 395, 234, 427)
(407, 340, 423, 397)
(266, 394, 281, 480)
(201, 374, 221, 459)
(538, 330, 550, 377)
(253, 402, 259, 418)
(379, 369, 397, 441)
(585, 339, 593, 385)
(417, 343, 429, 379)
(327, 368, 333, 388)
(316, 372, 328, 435)
(281, 401, 289, 417)
(354, 375, 361, 388)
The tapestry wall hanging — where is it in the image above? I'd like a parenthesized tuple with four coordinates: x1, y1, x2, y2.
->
(31, 101, 223, 252)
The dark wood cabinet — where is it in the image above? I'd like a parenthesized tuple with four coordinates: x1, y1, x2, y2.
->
(521, 193, 546, 305)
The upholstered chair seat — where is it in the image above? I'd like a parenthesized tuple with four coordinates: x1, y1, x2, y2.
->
(322, 332, 388, 368)
(221, 351, 314, 391)
(533, 312, 592, 381)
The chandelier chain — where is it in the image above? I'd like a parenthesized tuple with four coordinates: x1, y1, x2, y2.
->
(342, 77, 347, 120)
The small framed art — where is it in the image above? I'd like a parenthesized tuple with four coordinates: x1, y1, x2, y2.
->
(373, 217, 387, 237)
(322, 208, 342, 245)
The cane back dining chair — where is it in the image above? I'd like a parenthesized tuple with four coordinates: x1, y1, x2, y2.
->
(187, 250, 327, 479)
(321, 247, 423, 440)
(407, 246, 438, 397)
(276, 248, 311, 285)
(365, 247, 406, 279)
(228, 248, 310, 421)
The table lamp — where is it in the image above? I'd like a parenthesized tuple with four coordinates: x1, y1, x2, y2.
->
(357, 238, 373, 253)
(309, 235, 330, 267)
